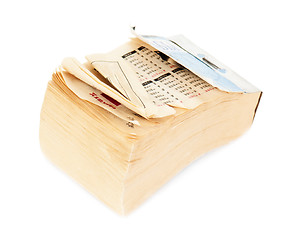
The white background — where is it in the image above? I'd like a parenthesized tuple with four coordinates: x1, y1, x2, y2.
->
(1, 0, 299, 239)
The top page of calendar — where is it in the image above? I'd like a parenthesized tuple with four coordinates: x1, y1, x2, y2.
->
(132, 27, 259, 93)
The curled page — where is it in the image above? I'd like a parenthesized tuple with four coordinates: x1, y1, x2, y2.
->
(61, 57, 175, 118)
(54, 69, 146, 125)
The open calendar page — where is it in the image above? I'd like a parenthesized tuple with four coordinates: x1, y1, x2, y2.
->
(86, 38, 221, 118)
(60, 31, 259, 120)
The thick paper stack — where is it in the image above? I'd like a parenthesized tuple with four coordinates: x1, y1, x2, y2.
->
(40, 29, 262, 214)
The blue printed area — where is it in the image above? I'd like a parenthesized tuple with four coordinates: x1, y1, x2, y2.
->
(142, 36, 243, 92)
(196, 53, 205, 59)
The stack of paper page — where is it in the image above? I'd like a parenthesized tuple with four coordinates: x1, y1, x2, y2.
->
(40, 28, 262, 214)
